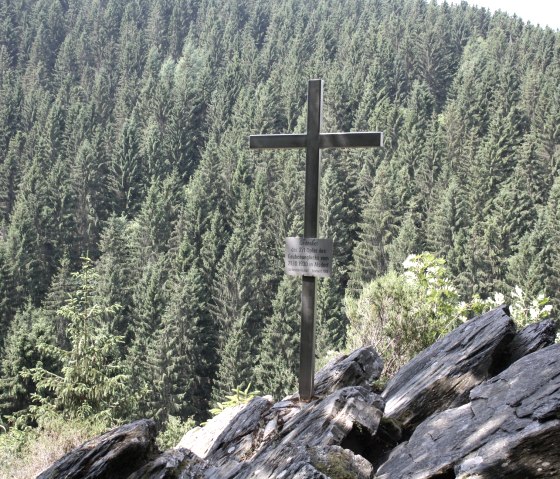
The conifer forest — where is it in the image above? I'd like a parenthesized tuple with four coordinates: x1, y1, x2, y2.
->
(0, 0, 559, 442)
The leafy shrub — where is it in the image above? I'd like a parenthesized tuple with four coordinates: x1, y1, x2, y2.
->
(210, 384, 260, 417)
(156, 415, 196, 450)
(459, 288, 555, 338)
(346, 253, 556, 379)
(346, 253, 461, 378)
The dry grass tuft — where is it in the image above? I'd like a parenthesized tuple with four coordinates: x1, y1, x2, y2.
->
(0, 417, 106, 479)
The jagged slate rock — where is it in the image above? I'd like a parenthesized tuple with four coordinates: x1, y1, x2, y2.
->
(309, 445, 374, 479)
(259, 398, 302, 444)
(314, 346, 384, 397)
(280, 386, 384, 448)
(127, 448, 209, 479)
(375, 345, 560, 479)
(184, 459, 243, 479)
(176, 347, 383, 476)
(382, 306, 515, 430)
(177, 403, 245, 457)
(507, 318, 558, 364)
(177, 396, 273, 462)
(248, 445, 373, 479)
(37, 419, 157, 479)
(230, 387, 385, 479)
(289, 463, 328, 479)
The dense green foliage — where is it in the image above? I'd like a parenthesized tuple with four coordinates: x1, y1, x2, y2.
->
(346, 253, 554, 378)
(347, 253, 462, 377)
(0, 0, 559, 431)
(23, 258, 132, 425)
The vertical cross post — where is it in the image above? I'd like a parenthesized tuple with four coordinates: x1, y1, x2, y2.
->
(300, 79, 323, 400)
(249, 79, 383, 401)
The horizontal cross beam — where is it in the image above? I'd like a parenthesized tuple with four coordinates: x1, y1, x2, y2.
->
(249, 131, 383, 150)
(321, 132, 383, 148)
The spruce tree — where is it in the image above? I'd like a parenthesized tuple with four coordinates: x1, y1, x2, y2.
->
(0, 133, 24, 223)
(5, 159, 53, 305)
(69, 137, 108, 259)
(211, 310, 254, 406)
(131, 173, 182, 261)
(27, 259, 131, 423)
(41, 255, 76, 350)
(425, 179, 462, 259)
(109, 114, 145, 215)
(350, 162, 399, 291)
(0, 245, 15, 354)
(508, 175, 560, 307)
(152, 266, 216, 422)
(256, 276, 300, 400)
(95, 215, 135, 341)
(0, 306, 57, 420)
(315, 163, 354, 355)
(126, 254, 169, 419)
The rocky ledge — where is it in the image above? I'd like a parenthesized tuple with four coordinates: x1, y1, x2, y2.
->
(38, 306, 559, 478)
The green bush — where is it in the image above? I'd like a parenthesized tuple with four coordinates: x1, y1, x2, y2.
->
(461, 288, 555, 336)
(210, 383, 260, 417)
(346, 253, 556, 380)
(346, 253, 461, 378)
(156, 415, 196, 450)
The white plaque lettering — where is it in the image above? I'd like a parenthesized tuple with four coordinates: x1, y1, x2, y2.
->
(285, 237, 333, 277)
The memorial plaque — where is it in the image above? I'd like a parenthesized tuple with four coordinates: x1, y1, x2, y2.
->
(285, 237, 333, 277)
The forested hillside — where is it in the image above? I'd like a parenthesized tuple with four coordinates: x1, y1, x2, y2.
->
(0, 0, 559, 430)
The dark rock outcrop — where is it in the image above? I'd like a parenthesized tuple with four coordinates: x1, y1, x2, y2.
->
(37, 419, 158, 479)
(178, 396, 274, 462)
(381, 305, 515, 431)
(38, 308, 560, 479)
(127, 448, 210, 479)
(376, 344, 560, 478)
(506, 318, 558, 364)
(229, 386, 384, 478)
(175, 345, 385, 478)
(313, 345, 384, 397)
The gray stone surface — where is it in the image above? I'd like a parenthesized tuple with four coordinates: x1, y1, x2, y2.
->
(382, 305, 515, 431)
(232, 386, 384, 479)
(177, 396, 274, 462)
(507, 318, 558, 364)
(309, 445, 374, 479)
(37, 419, 158, 479)
(127, 448, 208, 479)
(172, 385, 384, 478)
(313, 346, 383, 397)
(375, 344, 560, 479)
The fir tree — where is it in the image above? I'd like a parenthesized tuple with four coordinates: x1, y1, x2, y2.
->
(0, 245, 15, 354)
(508, 175, 560, 307)
(153, 266, 216, 422)
(211, 310, 254, 406)
(350, 162, 399, 291)
(256, 276, 300, 400)
(95, 215, 135, 341)
(0, 306, 57, 420)
(109, 115, 145, 215)
(26, 259, 131, 424)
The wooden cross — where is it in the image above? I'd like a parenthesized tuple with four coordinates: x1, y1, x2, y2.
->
(249, 79, 383, 400)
